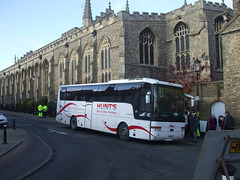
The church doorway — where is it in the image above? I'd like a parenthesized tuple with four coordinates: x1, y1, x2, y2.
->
(211, 102, 225, 130)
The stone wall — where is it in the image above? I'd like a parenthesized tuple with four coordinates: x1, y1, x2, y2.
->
(221, 13, 240, 128)
(188, 81, 224, 121)
(165, 0, 229, 81)
(122, 16, 166, 79)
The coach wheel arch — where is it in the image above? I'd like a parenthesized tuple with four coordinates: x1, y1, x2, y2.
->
(117, 122, 129, 141)
(70, 116, 77, 130)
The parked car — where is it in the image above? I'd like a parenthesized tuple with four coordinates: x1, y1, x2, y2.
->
(0, 113, 7, 127)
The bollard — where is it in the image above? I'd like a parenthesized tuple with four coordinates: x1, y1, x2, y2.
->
(13, 116, 16, 130)
(3, 124, 7, 144)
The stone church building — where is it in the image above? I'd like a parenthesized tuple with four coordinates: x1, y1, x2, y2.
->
(0, 0, 239, 126)
(220, 0, 240, 128)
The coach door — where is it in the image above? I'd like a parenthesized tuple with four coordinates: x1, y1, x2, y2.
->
(84, 102, 92, 129)
(83, 85, 98, 129)
(57, 87, 67, 122)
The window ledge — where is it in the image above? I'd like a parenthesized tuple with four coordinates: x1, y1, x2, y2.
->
(216, 69, 223, 72)
(139, 64, 157, 67)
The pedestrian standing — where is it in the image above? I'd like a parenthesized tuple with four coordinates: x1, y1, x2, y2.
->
(38, 104, 43, 119)
(209, 115, 217, 130)
(190, 113, 198, 143)
(43, 105, 48, 118)
(218, 115, 225, 130)
(224, 111, 235, 130)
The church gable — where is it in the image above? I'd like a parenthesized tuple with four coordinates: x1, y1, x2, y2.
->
(219, 12, 240, 33)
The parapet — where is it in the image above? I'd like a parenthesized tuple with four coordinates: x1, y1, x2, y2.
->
(118, 11, 165, 22)
(203, 1, 228, 11)
(166, 0, 230, 19)
(61, 27, 80, 38)
(94, 8, 115, 24)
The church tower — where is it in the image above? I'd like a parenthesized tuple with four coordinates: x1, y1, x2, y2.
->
(83, 0, 93, 28)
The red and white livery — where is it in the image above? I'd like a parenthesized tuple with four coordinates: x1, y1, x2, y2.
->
(56, 78, 185, 141)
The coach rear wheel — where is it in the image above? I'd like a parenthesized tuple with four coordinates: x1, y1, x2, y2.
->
(70, 116, 77, 130)
(118, 123, 129, 141)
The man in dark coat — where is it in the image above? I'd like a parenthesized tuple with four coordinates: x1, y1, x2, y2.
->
(190, 113, 198, 142)
(224, 111, 235, 130)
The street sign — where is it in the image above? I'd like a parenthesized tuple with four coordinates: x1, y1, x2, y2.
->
(229, 142, 240, 153)
(194, 96, 199, 101)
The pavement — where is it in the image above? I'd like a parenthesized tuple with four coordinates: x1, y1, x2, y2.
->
(0, 110, 56, 157)
(0, 111, 54, 180)
(0, 110, 204, 179)
(0, 128, 26, 157)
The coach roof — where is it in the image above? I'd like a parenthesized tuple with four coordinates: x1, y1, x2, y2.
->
(60, 78, 183, 89)
(108, 78, 183, 88)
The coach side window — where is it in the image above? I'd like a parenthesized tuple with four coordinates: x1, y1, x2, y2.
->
(116, 83, 141, 104)
(60, 87, 73, 101)
(60, 88, 67, 100)
(84, 85, 98, 101)
(100, 84, 117, 102)
(138, 83, 151, 119)
(71, 87, 84, 101)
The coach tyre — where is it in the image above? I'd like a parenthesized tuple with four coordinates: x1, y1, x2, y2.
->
(118, 123, 129, 140)
(70, 116, 77, 130)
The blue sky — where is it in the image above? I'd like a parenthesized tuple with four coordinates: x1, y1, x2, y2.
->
(0, 0, 233, 71)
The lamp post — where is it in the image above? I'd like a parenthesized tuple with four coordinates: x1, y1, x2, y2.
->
(194, 58, 201, 118)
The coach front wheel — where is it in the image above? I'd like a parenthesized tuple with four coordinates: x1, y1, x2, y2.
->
(118, 123, 129, 141)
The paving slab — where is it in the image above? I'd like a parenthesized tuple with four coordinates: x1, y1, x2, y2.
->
(0, 128, 26, 157)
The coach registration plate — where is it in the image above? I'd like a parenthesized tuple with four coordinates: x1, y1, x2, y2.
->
(229, 142, 240, 153)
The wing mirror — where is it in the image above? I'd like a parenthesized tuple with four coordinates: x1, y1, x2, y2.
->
(146, 91, 151, 104)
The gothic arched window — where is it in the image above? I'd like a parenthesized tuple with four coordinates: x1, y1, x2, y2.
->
(58, 54, 65, 86)
(139, 28, 155, 65)
(69, 49, 78, 84)
(215, 16, 224, 33)
(215, 15, 224, 69)
(27, 67, 31, 97)
(176, 56, 180, 71)
(186, 53, 190, 69)
(99, 37, 111, 83)
(83, 44, 92, 84)
(43, 60, 49, 96)
(174, 22, 190, 71)
(34, 64, 38, 95)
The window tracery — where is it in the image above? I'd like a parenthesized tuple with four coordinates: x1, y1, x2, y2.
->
(43, 60, 49, 96)
(215, 16, 224, 69)
(69, 50, 78, 84)
(99, 37, 111, 83)
(174, 22, 190, 71)
(83, 45, 92, 84)
(59, 54, 65, 85)
(139, 28, 155, 65)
